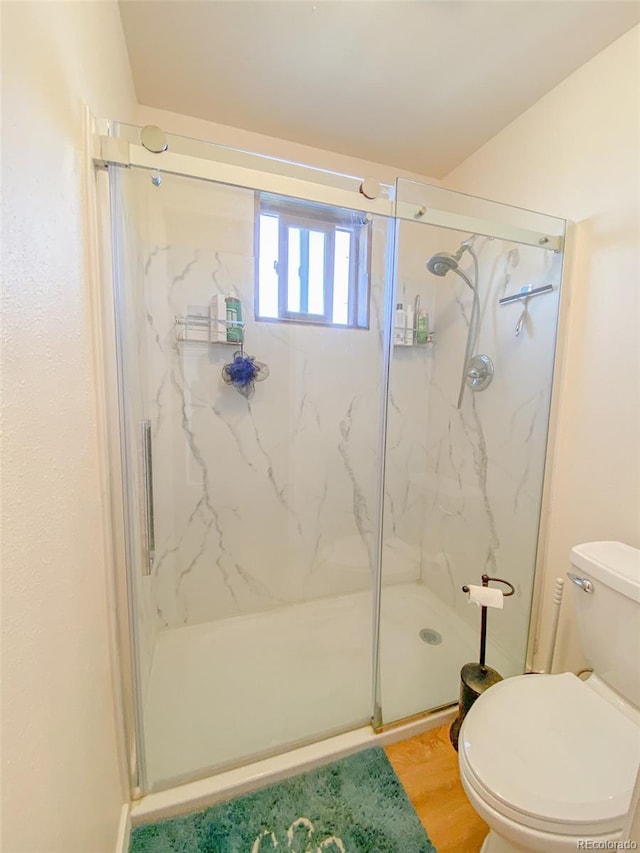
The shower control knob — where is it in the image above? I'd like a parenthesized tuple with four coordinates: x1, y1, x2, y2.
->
(466, 355, 494, 392)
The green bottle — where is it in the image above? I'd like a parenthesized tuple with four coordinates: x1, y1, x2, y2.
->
(225, 297, 243, 343)
(416, 310, 429, 344)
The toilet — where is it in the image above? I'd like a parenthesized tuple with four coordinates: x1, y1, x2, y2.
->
(458, 541, 640, 853)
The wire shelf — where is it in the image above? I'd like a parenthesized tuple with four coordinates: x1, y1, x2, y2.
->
(175, 313, 244, 345)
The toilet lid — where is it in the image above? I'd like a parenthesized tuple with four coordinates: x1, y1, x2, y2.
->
(460, 673, 640, 831)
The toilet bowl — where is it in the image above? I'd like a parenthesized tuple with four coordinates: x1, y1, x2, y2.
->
(458, 541, 640, 853)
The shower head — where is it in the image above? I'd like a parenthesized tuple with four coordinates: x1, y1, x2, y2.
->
(426, 234, 480, 291)
(426, 252, 459, 277)
(426, 234, 480, 278)
(426, 250, 476, 293)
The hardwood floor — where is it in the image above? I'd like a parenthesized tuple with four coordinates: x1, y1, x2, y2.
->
(385, 724, 489, 853)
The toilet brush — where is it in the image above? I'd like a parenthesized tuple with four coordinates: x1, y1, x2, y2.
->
(449, 574, 514, 751)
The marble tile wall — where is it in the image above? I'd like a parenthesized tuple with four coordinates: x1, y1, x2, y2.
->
(117, 166, 562, 691)
(381, 222, 440, 588)
(418, 234, 562, 673)
(125, 170, 409, 629)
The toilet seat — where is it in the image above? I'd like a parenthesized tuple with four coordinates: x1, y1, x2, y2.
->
(459, 672, 640, 836)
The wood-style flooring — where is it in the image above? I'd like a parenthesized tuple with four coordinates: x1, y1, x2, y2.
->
(385, 724, 488, 853)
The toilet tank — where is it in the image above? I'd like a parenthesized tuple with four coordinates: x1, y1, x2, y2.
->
(570, 541, 640, 708)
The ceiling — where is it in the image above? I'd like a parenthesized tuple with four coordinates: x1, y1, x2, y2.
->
(118, 1, 640, 178)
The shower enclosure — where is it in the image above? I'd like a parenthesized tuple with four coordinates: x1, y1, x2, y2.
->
(96, 122, 566, 795)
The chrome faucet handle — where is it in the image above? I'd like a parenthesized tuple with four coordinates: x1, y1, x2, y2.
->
(567, 572, 593, 593)
(466, 355, 493, 392)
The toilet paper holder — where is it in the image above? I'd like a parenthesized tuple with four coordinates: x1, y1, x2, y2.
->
(462, 574, 515, 668)
(450, 575, 515, 752)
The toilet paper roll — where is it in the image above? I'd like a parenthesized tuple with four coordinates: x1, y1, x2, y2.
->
(466, 585, 504, 609)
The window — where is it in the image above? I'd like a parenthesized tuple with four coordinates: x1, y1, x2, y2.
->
(255, 194, 370, 328)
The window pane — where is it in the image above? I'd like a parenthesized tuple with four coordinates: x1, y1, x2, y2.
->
(288, 227, 301, 312)
(258, 215, 279, 318)
(256, 194, 369, 329)
(332, 230, 351, 325)
(308, 231, 325, 315)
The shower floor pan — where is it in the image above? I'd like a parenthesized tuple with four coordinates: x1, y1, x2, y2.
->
(143, 581, 513, 790)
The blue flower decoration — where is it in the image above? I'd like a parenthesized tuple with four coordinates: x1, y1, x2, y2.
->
(222, 351, 269, 398)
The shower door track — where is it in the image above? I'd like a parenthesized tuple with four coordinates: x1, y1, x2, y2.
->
(129, 707, 456, 826)
(92, 127, 563, 253)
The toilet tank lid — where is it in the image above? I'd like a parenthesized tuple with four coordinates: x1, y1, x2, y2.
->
(571, 541, 640, 602)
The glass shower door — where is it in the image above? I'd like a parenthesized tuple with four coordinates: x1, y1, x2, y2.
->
(376, 180, 566, 725)
(108, 162, 393, 791)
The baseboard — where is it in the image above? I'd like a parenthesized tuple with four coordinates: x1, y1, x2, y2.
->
(115, 804, 130, 853)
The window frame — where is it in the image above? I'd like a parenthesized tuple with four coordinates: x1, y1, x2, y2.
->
(254, 194, 371, 329)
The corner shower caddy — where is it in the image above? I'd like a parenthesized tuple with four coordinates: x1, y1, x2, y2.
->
(393, 294, 435, 346)
(392, 327, 435, 346)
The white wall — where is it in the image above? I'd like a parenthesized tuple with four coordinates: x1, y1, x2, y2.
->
(1, 2, 136, 851)
(445, 26, 640, 672)
(136, 103, 440, 190)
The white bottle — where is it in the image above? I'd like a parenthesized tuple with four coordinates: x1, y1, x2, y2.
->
(405, 304, 414, 346)
(394, 303, 405, 345)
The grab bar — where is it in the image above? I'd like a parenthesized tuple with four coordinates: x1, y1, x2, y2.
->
(498, 284, 554, 305)
(140, 420, 155, 574)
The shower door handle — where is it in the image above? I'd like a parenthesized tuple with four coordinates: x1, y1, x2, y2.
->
(140, 420, 155, 575)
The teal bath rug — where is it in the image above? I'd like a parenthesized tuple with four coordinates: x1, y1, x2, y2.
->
(129, 747, 436, 853)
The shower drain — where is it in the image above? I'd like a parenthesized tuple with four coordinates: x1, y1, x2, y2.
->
(419, 628, 443, 645)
